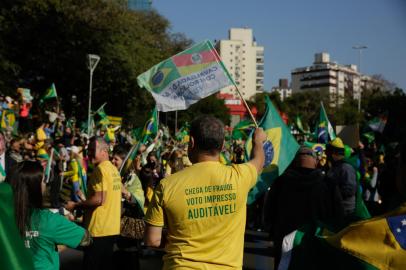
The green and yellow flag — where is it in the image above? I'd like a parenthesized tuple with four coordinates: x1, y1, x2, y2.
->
(279, 204, 406, 270)
(317, 102, 336, 143)
(245, 96, 300, 204)
(94, 103, 110, 126)
(232, 120, 255, 140)
(39, 83, 57, 104)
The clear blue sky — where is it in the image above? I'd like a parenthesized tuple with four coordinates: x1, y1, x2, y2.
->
(153, 0, 406, 91)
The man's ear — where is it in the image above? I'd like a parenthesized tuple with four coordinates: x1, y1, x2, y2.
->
(221, 140, 225, 151)
(189, 136, 195, 150)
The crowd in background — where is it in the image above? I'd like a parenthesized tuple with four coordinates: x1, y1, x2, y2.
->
(0, 91, 405, 270)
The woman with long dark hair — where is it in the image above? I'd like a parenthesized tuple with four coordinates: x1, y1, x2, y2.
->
(7, 161, 92, 270)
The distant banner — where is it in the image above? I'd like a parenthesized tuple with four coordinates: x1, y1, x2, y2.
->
(107, 116, 122, 126)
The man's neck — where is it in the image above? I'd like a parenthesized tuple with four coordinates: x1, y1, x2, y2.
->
(194, 152, 220, 163)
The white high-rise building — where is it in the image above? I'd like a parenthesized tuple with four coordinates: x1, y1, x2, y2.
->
(291, 53, 361, 107)
(217, 28, 264, 100)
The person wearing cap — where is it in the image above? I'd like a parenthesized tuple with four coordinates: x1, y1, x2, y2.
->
(326, 137, 357, 217)
(265, 146, 342, 269)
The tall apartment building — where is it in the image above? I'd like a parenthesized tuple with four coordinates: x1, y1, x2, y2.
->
(291, 53, 361, 107)
(217, 28, 264, 100)
(271, 79, 292, 101)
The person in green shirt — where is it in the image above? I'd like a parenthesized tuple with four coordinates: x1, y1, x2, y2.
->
(6, 161, 92, 270)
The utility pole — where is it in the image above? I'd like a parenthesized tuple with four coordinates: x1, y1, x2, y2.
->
(87, 54, 100, 136)
(352, 45, 367, 112)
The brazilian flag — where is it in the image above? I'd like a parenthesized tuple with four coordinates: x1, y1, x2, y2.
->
(121, 107, 158, 175)
(245, 96, 300, 204)
(39, 83, 57, 104)
(279, 204, 406, 270)
(140, 107, 158, 143)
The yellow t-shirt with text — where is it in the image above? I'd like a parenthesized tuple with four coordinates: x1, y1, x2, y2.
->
(145, 161, 257, 270)
(84, 160, 122, 237)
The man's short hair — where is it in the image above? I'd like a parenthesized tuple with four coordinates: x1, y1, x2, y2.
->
(190, 115, 224, 154)
(89, 136, 109, 152)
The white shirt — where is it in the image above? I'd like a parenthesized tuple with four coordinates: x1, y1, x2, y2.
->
(0, 152, 6, 182)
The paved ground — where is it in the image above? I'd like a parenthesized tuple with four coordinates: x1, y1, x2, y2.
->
(60, 230, 274, 270)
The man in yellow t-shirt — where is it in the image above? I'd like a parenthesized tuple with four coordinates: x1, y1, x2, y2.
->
(66, 137, 121, 270)
(145, 115, 266, 270)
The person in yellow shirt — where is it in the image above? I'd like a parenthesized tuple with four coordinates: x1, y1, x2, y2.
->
(144, 115, 266, 270)
(61, 146, 87, 202)
(66, 137, 121, 270)
(35, 123, 47, 150)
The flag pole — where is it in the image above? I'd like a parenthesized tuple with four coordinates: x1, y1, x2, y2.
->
(209, 41, 258, 128)
(233, 85, 258, 128)
(45, 148, 54, 184)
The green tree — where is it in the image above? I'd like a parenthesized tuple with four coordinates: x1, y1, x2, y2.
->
(161, 95, 230, 133)
(0, 0, 192, 126)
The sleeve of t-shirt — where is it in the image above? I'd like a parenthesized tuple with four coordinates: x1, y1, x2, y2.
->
(233, 163, 258, 191)
(45, 211, 85, 248)
(144, 182, 165, 227)
(89, 166, 105, 192)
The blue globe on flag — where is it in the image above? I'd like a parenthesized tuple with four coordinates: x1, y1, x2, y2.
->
(151, 71, 164, 86)
(263, 140, 274, 168)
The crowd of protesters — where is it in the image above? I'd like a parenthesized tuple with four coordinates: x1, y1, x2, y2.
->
(0, 91, 405, 270)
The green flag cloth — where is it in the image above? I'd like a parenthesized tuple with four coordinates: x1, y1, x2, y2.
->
(279, 204, 406, 270)
(39, 83, 57, 104)
(367, 115, 387, 133)
(317, 102, 336, 144)
(0, 183, 34, 270)
(137, 40, 234, 112)
(245, 96, 300, 204)
(131, 127, 143, 142)
(140, 107, 158, 144)
(122, 107, 158, 175)
(175, 123, 190, 141)
(295, 115, 304, 133)
(232, 120, 255, 140)
(362, 132, 375, 144)
(94, 103, 110, 126)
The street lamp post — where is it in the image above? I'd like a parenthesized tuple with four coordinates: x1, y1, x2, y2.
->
(352, 45, 367, 112)
(87, 54, 100, 136)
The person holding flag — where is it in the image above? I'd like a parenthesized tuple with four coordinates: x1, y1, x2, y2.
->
(144, 115, 267, 269)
